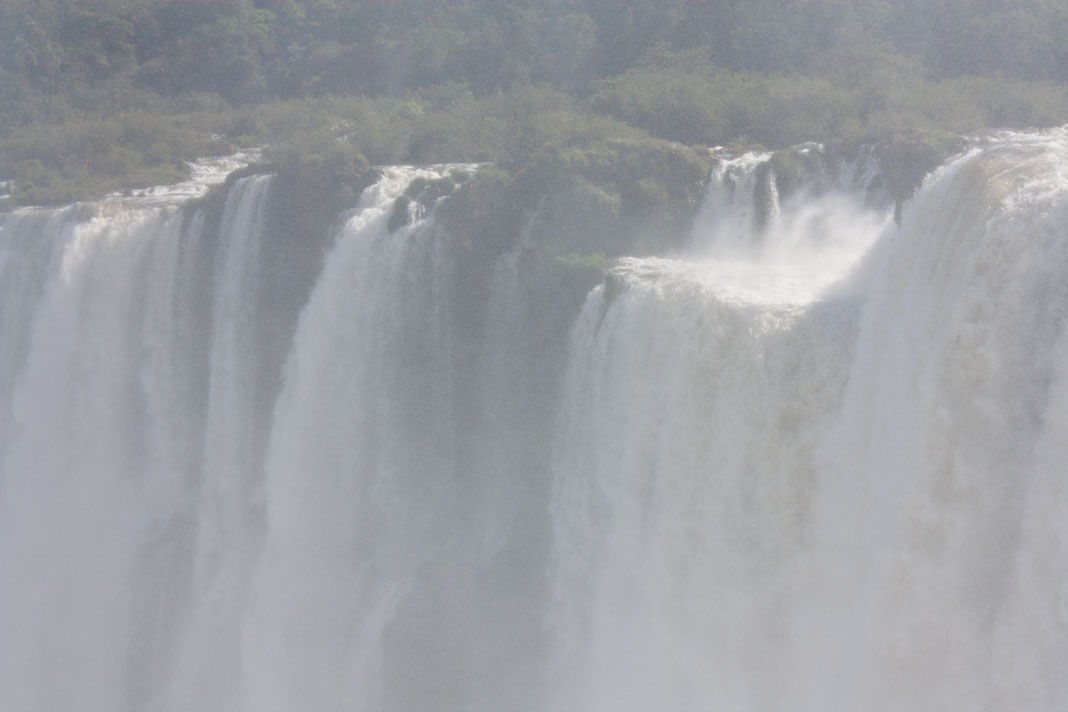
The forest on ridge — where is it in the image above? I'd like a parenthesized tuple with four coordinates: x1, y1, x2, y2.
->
(2, 0, 1068, 208)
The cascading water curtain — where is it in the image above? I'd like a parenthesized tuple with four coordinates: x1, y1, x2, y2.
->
(2, 131, 1068, 712)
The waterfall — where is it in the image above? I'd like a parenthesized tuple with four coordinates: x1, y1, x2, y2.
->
(546, 146, 887, 710)
(806, 131, 1068, 711)
(243, 166, 468, 711)
(2, 129, 1068, 711)
(1, 200, 198, 711)
(0, 174, 284, 711)
(548, 129, 1068, 711)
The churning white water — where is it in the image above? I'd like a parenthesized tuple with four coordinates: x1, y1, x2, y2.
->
(1, 130, 1068, 711)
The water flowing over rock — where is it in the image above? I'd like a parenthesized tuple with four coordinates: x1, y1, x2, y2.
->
(2, 130, 1068, 711)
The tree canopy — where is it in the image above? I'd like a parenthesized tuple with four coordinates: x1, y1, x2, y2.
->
(2, 0, 1067, 206)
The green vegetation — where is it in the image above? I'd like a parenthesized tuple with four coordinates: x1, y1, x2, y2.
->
(553, 253, 611, 296)
(2, 0, 1068, 208)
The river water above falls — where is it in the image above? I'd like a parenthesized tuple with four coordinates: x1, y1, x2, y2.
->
(2, 130, 1068, 711)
